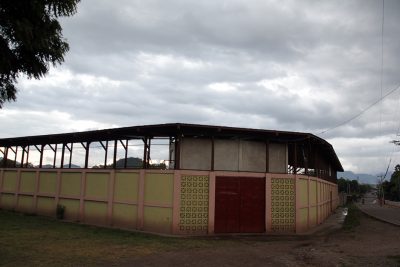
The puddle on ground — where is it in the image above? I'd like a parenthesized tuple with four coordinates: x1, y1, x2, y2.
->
(342, 208, 348, 216)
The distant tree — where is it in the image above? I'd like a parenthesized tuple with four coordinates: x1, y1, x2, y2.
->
(0, 157, 33, 168)
(350, 180, 359, 193)
(359, 184, 372, 195)
(379, 165, 400, 201)
(337, 177, 371, 198)
(93, 157, 167, 169)
(0, 0, 80, 107)
(388, 164, 400, 201)
(337, 177, 347, 193)
(149, 162, 167, 169)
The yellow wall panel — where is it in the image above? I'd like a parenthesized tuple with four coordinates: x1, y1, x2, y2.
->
(143, 206, 172, 233)
(114, 172, 139, 202)
(86, 173, 109, 199)
(60, 172, 81, 196)
(298, 179, 308, 207)
(20, 172, 36, 193)
(309, 206, 317, 227)
(58, 198, 80, 221)
(39, 172, 57, 194)
(112, 203, 137, 228)
(37, 197, 55, 216)
(309, 180, 317, 206)
(144, 173, 173, 205)
(317, 182, 321, 202)
(3, 171, 18, 192)
(17, 195, 34, 212)
(84, 201, 108, 225)
(324, 184, 328, 200)
(298, 208, 308, 231)
(1, 193, 15, 209)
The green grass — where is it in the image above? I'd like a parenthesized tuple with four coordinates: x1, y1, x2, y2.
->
(342, 204, 361, 231)
(0, 209, 225, 266)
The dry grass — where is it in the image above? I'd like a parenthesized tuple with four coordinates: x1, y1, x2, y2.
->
(0, 210, 221, 266)
(342, 203, 361, 231)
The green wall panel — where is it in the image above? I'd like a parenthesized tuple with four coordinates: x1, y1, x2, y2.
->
(84, 201, 108, 225)
(39, 172, 57, 194)
(298, 179, 308, 207)
(37, 197, 55, 216)
(17, 195, 34, 212)
(144, 173, 173, 205)
(143, 206, 172, 233)
(114, 172, 139, 202)
(112, 203, 137, 228)
(1, 193, 15, 209)
(3, 171, 17, 192)
(20, 172, 36, 193)
(86, 173, 109, 199)
(60, 172, 81, 196)
(58, 198, 80, 221)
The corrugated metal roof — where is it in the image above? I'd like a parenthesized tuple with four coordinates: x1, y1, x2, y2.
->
(0, 123, 343, 171)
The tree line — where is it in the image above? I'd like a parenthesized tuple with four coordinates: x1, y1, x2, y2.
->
(337, 177, 372, 196)
(0, 157, 167, 169)
(380, 164, 400, 201)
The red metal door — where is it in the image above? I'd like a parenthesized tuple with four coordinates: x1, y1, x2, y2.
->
(240, 177, 265, 233)
(214, 177, 240, 233)
(215, 177, 265, 233)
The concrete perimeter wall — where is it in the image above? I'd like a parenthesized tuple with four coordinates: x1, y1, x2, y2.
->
(0, 168, 337, 235)
(0, 169, 175, 234)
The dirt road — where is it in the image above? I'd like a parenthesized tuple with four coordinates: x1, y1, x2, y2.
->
(124, 210, 400, 267)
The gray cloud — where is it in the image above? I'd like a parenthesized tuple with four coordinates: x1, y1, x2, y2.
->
(2, 0, 400, 174)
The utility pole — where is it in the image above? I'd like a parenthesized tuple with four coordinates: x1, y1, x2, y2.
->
(391, 140, 400, 146)
(377, 175, 385, 206)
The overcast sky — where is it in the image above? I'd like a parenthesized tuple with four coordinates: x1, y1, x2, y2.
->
(1, 0, 400, 175)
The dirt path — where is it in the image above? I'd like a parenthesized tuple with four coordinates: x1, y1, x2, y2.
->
(123, 212, 400, 267)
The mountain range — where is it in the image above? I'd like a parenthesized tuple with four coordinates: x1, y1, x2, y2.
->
(337, 171, 389, 185)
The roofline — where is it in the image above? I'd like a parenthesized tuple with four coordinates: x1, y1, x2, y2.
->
(0, 122, 343, 171)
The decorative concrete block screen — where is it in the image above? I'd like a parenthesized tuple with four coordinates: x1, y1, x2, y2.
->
(179, 175, 209, 234)
(271, 177, 295, 232)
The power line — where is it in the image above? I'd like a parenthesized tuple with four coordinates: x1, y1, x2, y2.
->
(379, 0, 386, 173)
(318, 0, 391, 136)
(379, 0, 385, 135)
(318, 83, 400, 135)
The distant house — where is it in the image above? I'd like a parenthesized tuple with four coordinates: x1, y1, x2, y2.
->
(0, 123, 343, 235)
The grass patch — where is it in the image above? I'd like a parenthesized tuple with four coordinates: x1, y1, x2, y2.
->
(0, 210, 228, 266)
(387, 255, 400, 265)
(342, 204, 361, 231)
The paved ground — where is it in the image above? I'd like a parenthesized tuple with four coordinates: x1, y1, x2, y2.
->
(357, 192, 400, 226)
